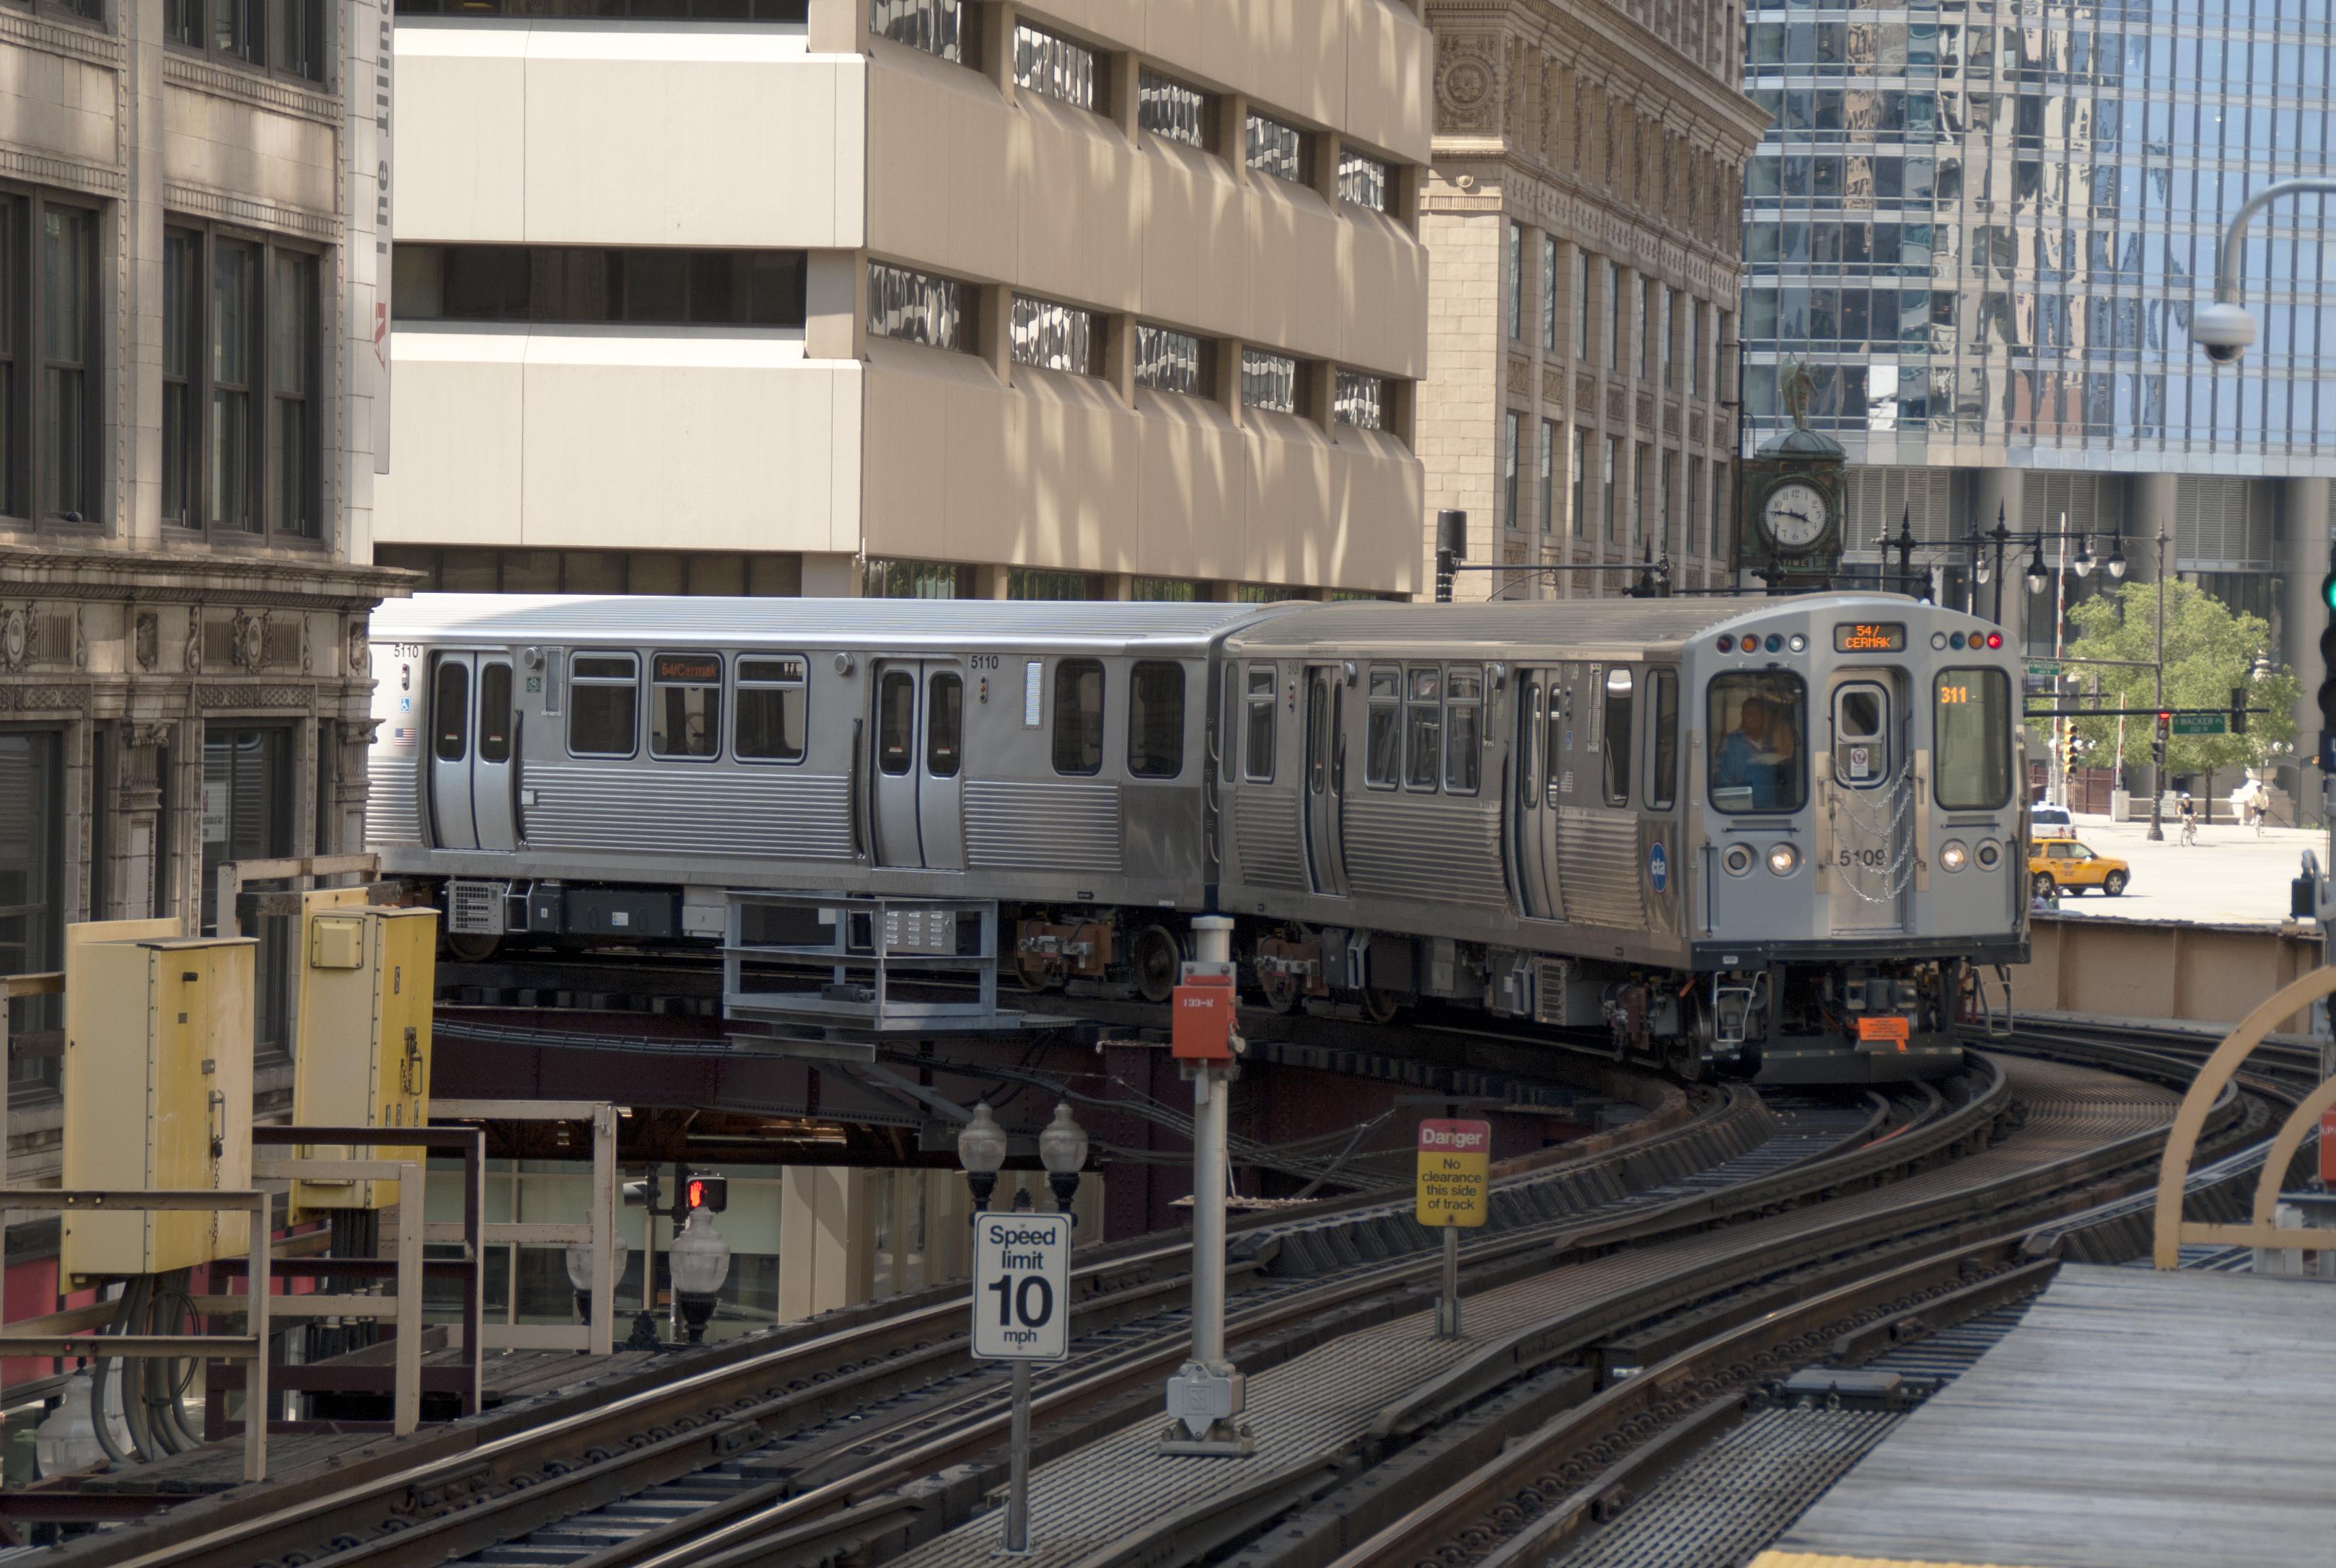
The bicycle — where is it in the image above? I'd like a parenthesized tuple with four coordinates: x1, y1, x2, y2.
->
(2179, 816, 2198, 847)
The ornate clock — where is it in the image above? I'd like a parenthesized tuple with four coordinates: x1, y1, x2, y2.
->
(1734, 364, 1846, 589)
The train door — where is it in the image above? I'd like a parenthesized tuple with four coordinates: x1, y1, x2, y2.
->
(1826, 673, 1906, 930)
(427, 652, 518, 853)
(1301, 666, 1348, 896)
(1514, 671, 1558, 919)
(870, 661, 964, 871)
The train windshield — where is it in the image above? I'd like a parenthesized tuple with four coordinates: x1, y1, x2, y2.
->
(1708, 671, 1806, 814)
(1934, 668, 2012, 809)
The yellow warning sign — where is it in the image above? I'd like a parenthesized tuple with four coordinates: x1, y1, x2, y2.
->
(1415, 1119, 1490, 1228)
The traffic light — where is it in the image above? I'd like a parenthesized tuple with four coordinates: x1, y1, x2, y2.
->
(686, 1175, 728, 1213)
(2230, 684, 2248, 736)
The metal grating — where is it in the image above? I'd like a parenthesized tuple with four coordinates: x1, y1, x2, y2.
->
(447, 880, 509, 935)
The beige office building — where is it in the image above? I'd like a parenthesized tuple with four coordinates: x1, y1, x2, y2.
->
(375, 0, 1431, 602)
(1, 0, 400, 1168)
(1421, 0, 1765, 599)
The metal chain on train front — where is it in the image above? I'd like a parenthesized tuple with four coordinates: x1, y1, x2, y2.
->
(1829, 770, 1918, 904)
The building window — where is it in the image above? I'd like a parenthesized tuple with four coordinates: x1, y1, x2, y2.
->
(1656, 449, 1671, 553)
(271, 250, 317, 538)
(1572, 249, 1588, 359)
(1506, 222, 1523, 342)
(1538, 419, 1556, 534)
(1333, 369, 1384, 430)
(211, 238, 258, 533)
(0, 730, 63, 1093)
(1687, 300, 1703, 398)
(1604, 261, 1621, 369)
(1660, 288, 1675, 389)
(1013, 22, 1094, 108)
(1138, 70, 1211, 148)
(1541, 234, 1558, 352)
(38, 203, 95, 521)
(1007, 568, 1096, 599)
(1571, 427, 1587, 539)
(1236, 583, 1305, 602)
(1240, 348, 1298, 414)
(1244, 113, 1306, 183)
(1633, 444, 1650, 545)
(864, 558, 972, 598)
(1009, 294, 1097, 374)
(1337, 151, 1387, 211)
(376, 545, 803, 596)
(868, 261, 969, 352)
(394, 246, 807, 326)
(162, 229, 197, 527)
(1133, 576, 1200, 601)
(1135, 325, 1207, 396)
(398, 0, 805, 12)
(869, 0, 962, 60)
(1603, 435, 1619, 542)
(177, 0, 331, 82)
(1502, 411, 1522, 530)
(1635, 280, 1651, 379)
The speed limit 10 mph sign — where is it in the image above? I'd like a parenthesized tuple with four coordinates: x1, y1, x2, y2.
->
(971, 1212, 1073, 1361)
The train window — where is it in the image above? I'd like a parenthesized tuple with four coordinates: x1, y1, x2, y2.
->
(1128, 662, 1184, 780)
(1365, 667, 1400, 788)
(1934, 668, 2011, 809)
(1831, 682, 1891, 789)
(433, 661, 470, 762)
(928, 672, 964, 778)
(1601, 667, 1633, 806)
(568, 653, 638, 757)
(650, 653, 723, 759)
(478, 664, 513, 765)
(1708, 671, 1806, 814)
(1053, 659, 1105, 775)
(1445, 666, 1482, 795)
(1404, 666, 1441, 790)
(1243, 665, 1276, 783)
(878, 670, 915, 775)
(1647, 670, 1678, 810)
(735, 656, 808, 762)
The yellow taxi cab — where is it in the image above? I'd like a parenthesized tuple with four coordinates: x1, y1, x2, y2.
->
(2028, 835, 2130, 898)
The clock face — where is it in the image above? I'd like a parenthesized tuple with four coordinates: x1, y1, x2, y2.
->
(1761, 481, 1830, 552)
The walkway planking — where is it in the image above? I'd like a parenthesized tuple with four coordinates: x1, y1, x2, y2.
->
(1762, 1263, 2336, 1568)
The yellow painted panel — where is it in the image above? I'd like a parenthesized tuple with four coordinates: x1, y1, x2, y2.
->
(292, 902, 437, 1212)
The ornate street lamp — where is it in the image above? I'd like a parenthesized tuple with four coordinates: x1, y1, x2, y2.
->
(1038, 1104, 1089, 1220)
(2071, 533, 2096, 579)
(2104, 536, 2128, 581)
(667, 1208, 732, 1344)
(565, 1231, 631, 1325)
(958, 1101, 1009, 1212)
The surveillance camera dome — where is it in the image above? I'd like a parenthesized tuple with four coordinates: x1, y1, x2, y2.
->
(2192, 301, 2257, 364)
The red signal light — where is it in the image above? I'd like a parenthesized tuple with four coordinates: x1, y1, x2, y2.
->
(2159, 711, 2172, 726)
(1716, 635, 1734, 652)
(688, 1179, 706, 1209)
(1985, 632, 2003, 649)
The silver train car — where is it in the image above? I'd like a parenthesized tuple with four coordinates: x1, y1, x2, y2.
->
(366, 592, 2027, 1083)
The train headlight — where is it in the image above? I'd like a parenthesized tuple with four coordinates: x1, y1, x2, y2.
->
(1975, 839, 2003, 870)
(1766, 844, 1801, 876)
(1941, 839, 1970, 872)
(1723, 845, 1756, 876)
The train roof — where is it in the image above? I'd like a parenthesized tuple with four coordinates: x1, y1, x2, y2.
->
(372, 594, 1299, 653)
(1221, 592, 1933, 657)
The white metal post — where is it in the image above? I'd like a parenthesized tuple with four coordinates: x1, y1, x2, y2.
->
(1162, 915, 1252, 1455)
(1006, 1359, 1032, 1550)
(1439, 1225, 1460, 1338)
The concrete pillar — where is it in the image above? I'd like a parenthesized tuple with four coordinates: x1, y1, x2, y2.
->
(801, 553, 860, 596)
(976, 565, 1012, 599)
(804, 251, 863, 362)
(1105, 573, 1134, 601)
(777, 1166, 876, 1322)
(925, 1168, 970, 1281)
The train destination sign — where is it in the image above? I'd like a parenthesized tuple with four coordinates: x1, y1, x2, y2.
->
(1415, 1119, 1490, 1228)
(1833, 622, 1907, 653)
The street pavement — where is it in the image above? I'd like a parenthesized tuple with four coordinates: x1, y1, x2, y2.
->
(2038, 813, 2321, 927)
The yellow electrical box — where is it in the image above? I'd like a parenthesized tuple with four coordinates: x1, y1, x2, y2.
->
(291, 899, 438, 1213)
(61, 935, 256, 1285)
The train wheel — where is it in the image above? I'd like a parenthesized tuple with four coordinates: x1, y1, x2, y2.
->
(1131, 925, 1180, 1004)
(1665, 1037, 1706, 1083)
(1361, 988, 1402, 1025)
(444, 933, 501, 964)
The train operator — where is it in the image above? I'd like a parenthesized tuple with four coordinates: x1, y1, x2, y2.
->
(1715, 694, 1799, 811)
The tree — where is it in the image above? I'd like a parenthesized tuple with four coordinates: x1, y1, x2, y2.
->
(2061, 578, 2298, 778)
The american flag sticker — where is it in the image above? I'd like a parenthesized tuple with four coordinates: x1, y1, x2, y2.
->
(392, 726, 414, 742)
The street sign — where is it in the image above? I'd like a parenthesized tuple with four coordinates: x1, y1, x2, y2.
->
(971, 1212, 1072, 1361)
(2026, 661, 2058, 678)
(2171, 713, 2228, 736)
(1415, 1119, 1490, 1228)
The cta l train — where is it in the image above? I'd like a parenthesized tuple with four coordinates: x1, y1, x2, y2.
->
(366, 593, 2027, 1083)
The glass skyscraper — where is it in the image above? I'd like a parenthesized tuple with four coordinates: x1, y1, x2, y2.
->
(1739, 0, 2332, 705)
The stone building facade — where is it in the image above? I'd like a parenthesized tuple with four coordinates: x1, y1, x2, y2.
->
(1421, 0, 1766, 598)
(2, 0, 403, 1177)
